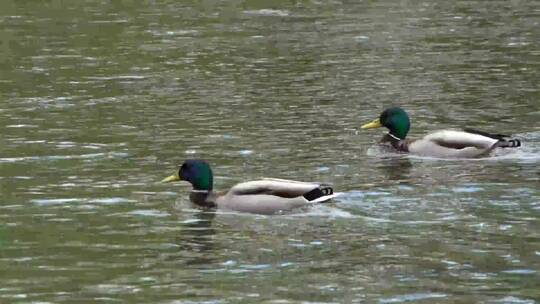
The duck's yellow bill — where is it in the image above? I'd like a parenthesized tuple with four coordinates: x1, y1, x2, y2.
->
(361, 118, 382, 129)
(161, 173, 181, 183)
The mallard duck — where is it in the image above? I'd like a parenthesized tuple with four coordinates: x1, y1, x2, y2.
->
(361, 107, 521, 158)
(162, 159, 335, 214)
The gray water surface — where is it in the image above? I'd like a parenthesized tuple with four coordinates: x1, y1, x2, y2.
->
(1, 0, 539, 303)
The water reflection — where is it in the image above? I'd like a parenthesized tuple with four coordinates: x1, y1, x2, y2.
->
(375, 157, 413, 183)
(175, 211, 217, 265)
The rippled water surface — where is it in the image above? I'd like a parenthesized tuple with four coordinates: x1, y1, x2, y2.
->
(1, 0, 539, 303)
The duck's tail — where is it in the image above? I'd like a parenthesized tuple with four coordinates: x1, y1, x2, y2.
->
(464, 128, 521, 148)
(303, 186, 335, 203)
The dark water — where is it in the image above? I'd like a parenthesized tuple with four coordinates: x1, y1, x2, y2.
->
(1, 0, 539, 302)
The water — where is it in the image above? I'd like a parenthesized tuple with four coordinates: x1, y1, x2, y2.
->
(1, 0, 539, 302)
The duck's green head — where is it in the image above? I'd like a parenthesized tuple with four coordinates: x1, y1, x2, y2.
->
(361, 107, 410, 140)
(162, 159, 213, 191)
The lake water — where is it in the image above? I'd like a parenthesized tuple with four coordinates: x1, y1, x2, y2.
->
(1, 0, 539, 302)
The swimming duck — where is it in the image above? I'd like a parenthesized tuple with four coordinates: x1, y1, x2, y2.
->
(162, 159, 335, 214)
(361, 107, 521, 158)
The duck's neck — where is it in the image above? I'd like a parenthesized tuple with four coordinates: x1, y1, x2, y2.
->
(189, 190, 216, 208)
(382, 133, 409, 152)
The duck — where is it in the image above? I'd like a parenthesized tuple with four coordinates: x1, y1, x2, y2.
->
(361, 107, 521, 158)
(162, 159, 336, 214)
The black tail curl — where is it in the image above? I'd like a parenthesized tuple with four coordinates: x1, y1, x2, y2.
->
(501, 139, 521, 148)
(303, 186, 334, 202)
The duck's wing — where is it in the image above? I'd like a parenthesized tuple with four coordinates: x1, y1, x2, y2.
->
(462, 128, 509, 140)
(229, 179, 323, 198)
(463, 128, 521, 148)
(422, 130, 499, 149)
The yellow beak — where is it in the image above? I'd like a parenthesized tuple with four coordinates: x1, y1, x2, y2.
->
(361, 118, 383, 129)
(161, 173, 181, 183)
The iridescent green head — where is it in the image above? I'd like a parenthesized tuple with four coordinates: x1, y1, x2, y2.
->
(162, 159, 213, 191)
(361, 107, 411, 140)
